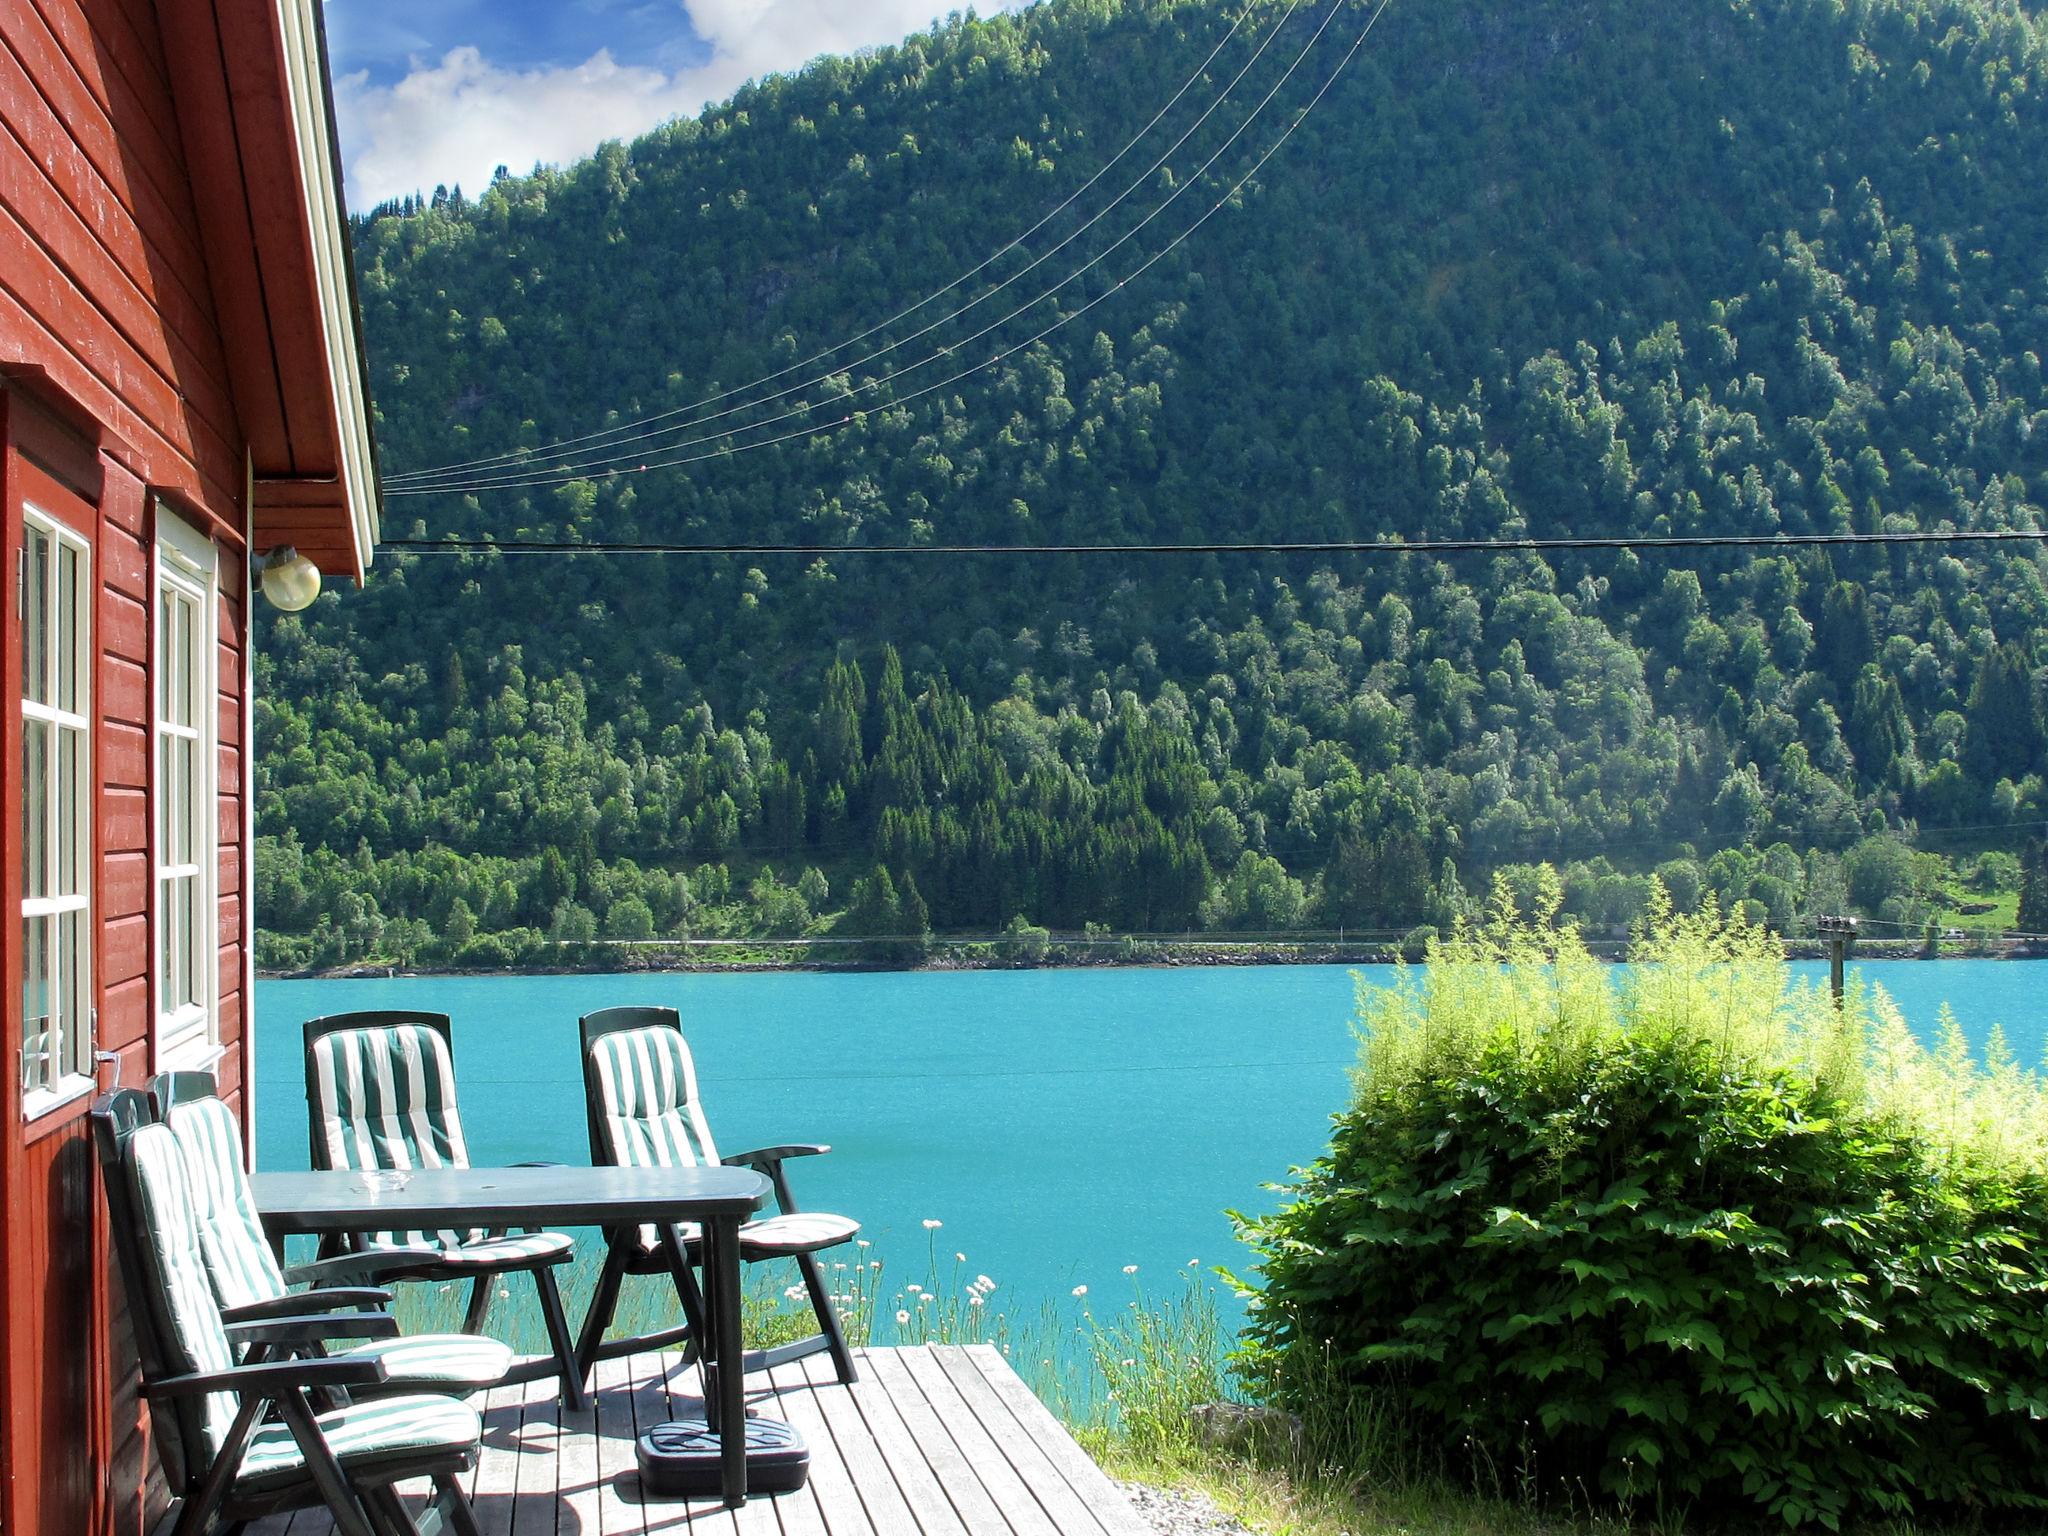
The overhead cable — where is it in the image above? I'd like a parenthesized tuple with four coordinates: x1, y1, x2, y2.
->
(391, 0, 1394, 497)
(383, 528, 2048, 557)
(384, 1, 1274, 487)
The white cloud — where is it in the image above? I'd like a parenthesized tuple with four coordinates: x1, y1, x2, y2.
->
(335, 1, 1026, 210)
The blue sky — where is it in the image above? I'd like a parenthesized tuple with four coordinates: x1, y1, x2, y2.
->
(325, 0, 1025, 210)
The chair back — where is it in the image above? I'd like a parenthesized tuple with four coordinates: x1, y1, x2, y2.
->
(579, 1007, 721, 1171)
(152, 1071, 289, 1313)
(91, 1091, 241, 1489)
(303, 1011, 475, 1250)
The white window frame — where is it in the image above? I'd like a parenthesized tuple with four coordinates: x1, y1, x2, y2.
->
(20, 505, 94, 1119)
(154, 507, 219, 1070)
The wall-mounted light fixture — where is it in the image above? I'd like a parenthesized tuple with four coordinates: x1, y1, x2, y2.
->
(256, 546, 321, 611)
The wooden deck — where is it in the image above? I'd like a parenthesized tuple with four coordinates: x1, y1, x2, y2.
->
(249, 1346, 1152, 1536)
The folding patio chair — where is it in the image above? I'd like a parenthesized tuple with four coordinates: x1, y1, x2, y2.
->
(574, 1005, 860, 1388)
(92, 1090, 485, 1536)
(301, 1010, 583, 1405)
(152, 1070, 514, 1396)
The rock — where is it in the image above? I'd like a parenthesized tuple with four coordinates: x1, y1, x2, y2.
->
(1186, 1401, 1304, 1458)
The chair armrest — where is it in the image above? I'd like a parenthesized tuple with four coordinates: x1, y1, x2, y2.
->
(723, 1145, 827, 1217)
(145, 1354, 390, 1399)
(724, 1144, 830, 1170)
(282, 1249, 430, 1288)
(223, 1289, 395, 1323)
(225, 1313, 401, 1348)
(510, 1160, 564, 1167)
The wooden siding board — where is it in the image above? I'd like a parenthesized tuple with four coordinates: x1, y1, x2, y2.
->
(0, 256, 241, 518)
(101, 584, 147, 666)
(103, 848, 147, 920)
(0, 34, 240, 427)
(25, 0, 184, 197)
(1, 0, 211, 288)
(0, 187, 239, 482)
(148, 0, 286, 470)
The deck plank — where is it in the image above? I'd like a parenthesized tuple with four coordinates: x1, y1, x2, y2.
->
(513, 1364, 567, 1536)
(157, 1347, 1143, 1536)
(765, 1354, 878, 1536)
(794, 1349, 970, 1536)
(593, 1352, 648, 1536)
(634, 1349, 742, 1534)
(932, 1348, 1118, 1536)
(959, 1347, 1152, 1536)
(472, 1372, 531, 1536)
(556, 1370, 607, 1536)
(857, 1349, 1012, 1536)
(798, 1351, 923, 1536)
(895, 1347, 1063, 1536)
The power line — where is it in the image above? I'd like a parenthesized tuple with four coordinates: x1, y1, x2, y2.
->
(391, 0, 1393, 498)
(382, 529, 2048, 557)
(387, 0, 1300, 489)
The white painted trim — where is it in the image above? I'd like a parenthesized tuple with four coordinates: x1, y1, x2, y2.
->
(153, 504, 220, 1071)
(22, 1074, 96, 1124)
(19, 505, 94, 1100)
(275, 0, 379, 576)
(244, 457, 257, 1149)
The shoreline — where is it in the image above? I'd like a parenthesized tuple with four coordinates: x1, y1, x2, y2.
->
(258, 935, 2046, 982)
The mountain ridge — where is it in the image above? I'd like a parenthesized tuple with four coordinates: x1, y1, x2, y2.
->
(255, 0, 2048, 967)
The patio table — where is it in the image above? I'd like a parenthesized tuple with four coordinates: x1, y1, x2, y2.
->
(252, 1162, 771, 1504)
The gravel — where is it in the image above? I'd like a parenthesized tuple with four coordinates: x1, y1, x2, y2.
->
(1119, 1480, 1262, 1536)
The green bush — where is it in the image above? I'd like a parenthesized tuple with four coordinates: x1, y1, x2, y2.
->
(1237, 875, 2048, 1528)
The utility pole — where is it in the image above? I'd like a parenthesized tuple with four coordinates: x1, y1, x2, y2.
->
(1814, 915, 1858, 1007)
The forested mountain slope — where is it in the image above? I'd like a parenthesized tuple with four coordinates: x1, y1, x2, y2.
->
(257, 0, 2048, 966)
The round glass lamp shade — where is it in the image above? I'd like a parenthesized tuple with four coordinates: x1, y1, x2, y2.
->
(258, 546, 322, 611)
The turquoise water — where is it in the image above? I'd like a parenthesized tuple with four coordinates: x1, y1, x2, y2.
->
(252, 959, 2048, 1326)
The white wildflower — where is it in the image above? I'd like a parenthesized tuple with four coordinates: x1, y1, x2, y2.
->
(1072, 1285, 1088, 1297)
(922, 1218, 943, 1230)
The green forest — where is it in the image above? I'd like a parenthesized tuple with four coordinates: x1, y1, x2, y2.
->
(257, 0, 2048, 969)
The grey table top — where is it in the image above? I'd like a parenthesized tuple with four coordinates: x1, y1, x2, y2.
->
(250, 1163, 770, 1232)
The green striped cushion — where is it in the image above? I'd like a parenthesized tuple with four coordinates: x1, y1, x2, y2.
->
(345, 1333, 513, 1392)
(589, 1026, 722, 1249)
(236, 1392, 480, 1491)
(130, 1123, 241, 1457)
(737, 1211, 860, 1257)
(164, 1097, 289, 1312)
(308, 1024, 476, 1250)
(589, 1026, 720, 1169)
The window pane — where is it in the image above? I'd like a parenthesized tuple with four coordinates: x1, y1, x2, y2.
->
(23, 526, 48, 705)
(22, 915, 52, 1094)
(59, 906, 88, 1076)
(157, 879, 173, 1015)
(182, 876, 203, 1010)
(56, 541, 80, 715)
(158, 590, 172, 721)
(176, 735, 195, 864)
(177, 594, 196, 729)
(23, 718, 49, 900)
(58, 726, 80, 897)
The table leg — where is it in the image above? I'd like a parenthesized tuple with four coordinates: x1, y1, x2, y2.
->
(707, 1215, 748, 1505)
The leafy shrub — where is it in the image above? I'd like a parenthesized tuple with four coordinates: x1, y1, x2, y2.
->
(1237, 876, 2048, 1528)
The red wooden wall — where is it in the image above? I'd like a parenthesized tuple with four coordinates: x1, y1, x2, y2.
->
(1, 0, 258, 1524)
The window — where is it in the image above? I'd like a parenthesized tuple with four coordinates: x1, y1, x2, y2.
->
(20, 507, 92, 1113)
(156, 510, 216, 1066)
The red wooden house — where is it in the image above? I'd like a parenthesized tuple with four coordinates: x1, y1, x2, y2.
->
(0, 0, 376, 1528)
